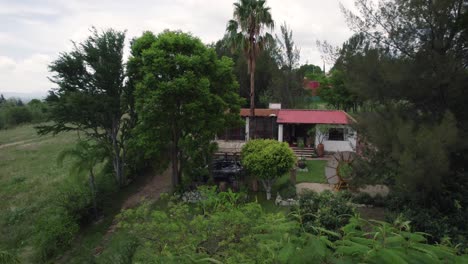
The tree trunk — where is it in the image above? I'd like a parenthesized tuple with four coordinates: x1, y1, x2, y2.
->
(89, 169, 98, 219)
(171, 122, 180, 188)
(261, 179, 274, 200)
(249, 54, 256, 139)
(111, 119, 124, 187)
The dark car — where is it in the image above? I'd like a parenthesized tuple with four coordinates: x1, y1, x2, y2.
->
(211, 158, 243, 183)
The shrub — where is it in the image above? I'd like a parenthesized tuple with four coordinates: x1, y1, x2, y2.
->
(278, 182, 297, 199)
(351, 192, 374, 205)
(34, 207, 79, 262)
(32, 181, 95, 261)
(96, 232, 139, 264)
(293, 190, 355, 234)
(241, 139, 296, 200)
(113, 186, 467, 263)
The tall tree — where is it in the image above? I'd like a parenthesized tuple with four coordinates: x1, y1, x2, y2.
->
(226, 0, 274, 138)
(276, 22, 300, 107)
(341, 0, 468, 243)
(132, 31, 243, 188)
(38, 28, 133, 187)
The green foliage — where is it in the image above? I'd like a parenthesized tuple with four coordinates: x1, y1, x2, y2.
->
(312, 124, 331, 144)
(133, 30, 243, 188)
(112, 186, 466, 263)
(96, 232, 139, 264)
(278, 182, 297, 199)
(118, 187, 299, 263)
(241, 139, 296, 199)
(0, 249, 19, 264)
(331, 216, 464, 263)
(241, 139, 296, 181)
(292, 190, 355, 234)
(338, 0, 468, 247)
(318, 69, 361, 112)
(39, 28, 133, 187)
(34, 206, 80, 262)
(0, 97, 48, 129)
(225, 0, 274, 133)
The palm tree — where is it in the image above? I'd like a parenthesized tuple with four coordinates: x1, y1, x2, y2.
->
(226, 0, 274, 138)
(57, 140, 107, 218)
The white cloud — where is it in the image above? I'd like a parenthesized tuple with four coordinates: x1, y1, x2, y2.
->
(0, 0, 357, 94)
(0, 54, 51, 93)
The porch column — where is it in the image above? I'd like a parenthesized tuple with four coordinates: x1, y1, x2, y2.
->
(278, 124, 284, 142)
(245, 117, 250, 141)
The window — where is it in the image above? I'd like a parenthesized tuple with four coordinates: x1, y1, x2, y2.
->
(328, 128, 345, 141)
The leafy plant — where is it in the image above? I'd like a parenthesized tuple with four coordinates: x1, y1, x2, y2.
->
(292, 190, 354, 235)
(113, 186, 467, 263)
(57, 140, 107, 218)
(313, 124, 331, 144)
(278, 182, 297, 199)
(241, 139, 296, 200)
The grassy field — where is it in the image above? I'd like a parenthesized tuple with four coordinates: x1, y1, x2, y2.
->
(0, 124, 79, 260)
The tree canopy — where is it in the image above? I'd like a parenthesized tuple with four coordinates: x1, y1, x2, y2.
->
(241, 139, 296, 199)
(132, 30, 243, 188)
(226, 0, 274, 138)
(339, 0, 468, 244)
(38, 28, 133, 187)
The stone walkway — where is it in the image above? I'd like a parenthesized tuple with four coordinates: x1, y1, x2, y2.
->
(296, 182, 389, 197)
(296, 182, 334, 194)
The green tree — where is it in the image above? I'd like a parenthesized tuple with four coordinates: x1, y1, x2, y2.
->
(340, 0, 468, 244)
(275, 22, 301, 107)
(132, 31, 243, 188)
(241, 139, 296, 200)
(226, 0, 274, 138)
(57, 140, 107, 218)
(318, 69, 361, 111)
(38, 28, 134, 187)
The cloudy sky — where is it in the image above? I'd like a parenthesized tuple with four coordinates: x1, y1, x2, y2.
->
(0, 0, 356, 96)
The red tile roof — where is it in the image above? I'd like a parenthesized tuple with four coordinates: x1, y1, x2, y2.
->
(277, 109, 353, 124)
(240, 108, 279, 117)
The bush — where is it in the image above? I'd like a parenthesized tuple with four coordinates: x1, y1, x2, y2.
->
(112, 186, 467, 263)
(241, 139, 296, 200)
(278, 182, 297, 199)
(293, 190, 355, 234)
(34, 207, 79, 262)
(351, 192, 374, 205)
(33, 182, 94, 261)
(96, 232, 138, 264)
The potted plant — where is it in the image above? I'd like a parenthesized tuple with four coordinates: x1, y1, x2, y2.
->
(297, 155, 307, 169)
(313, 124, 330, 157)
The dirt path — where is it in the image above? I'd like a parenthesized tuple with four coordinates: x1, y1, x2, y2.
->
(93, 166, 172, 256)
(0, 138, 39, 149)
(121, 166, 172, 209)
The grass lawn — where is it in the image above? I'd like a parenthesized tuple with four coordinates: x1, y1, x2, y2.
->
(296, 160, 327, 183)
(0, 124, 79, 260)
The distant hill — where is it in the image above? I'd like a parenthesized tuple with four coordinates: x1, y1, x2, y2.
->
(0, 91, 48, 102)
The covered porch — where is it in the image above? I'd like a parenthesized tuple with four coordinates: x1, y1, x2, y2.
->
(277, 110, 356, 153)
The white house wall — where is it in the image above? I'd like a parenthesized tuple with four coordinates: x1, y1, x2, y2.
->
(315, 126, 357, 152)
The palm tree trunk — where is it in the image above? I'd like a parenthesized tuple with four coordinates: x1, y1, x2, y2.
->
(249, 54, 256, 139)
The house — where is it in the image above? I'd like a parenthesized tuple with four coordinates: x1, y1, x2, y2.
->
(216, 104, 357, 154)
(303, 79, 320, 96)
